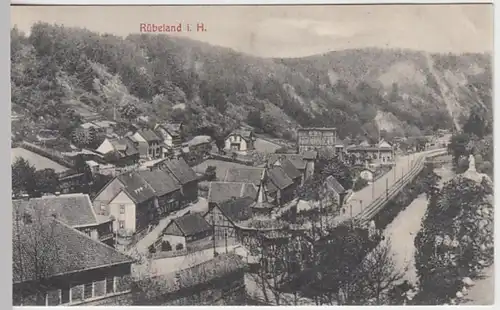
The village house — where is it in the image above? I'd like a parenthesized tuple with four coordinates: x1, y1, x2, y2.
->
(346, 139, 395, 166)
(95, 136, 140, 166)
(224, 129, 255, 152)
(92, 169, 182, 235)
(268, 153, 311, 182)
(223, 167, 266, 187)
(131, 129, 163, 160)
(325, 175, 348, 207)
(154, 122, 183, 149)
(265, 166, 297, 206)
(268, 157, 303, 187)
(207, 182, 258, 208)
(12, 204, 134, 306)
(160, 213, 212, 252)
(297, 127, 337, 155)
(204, 197, 254, 242)
(153, 158, 199, 205)
(15, 193, 115, 246)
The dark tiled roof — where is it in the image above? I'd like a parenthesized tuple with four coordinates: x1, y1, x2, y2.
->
(170, 213, 211, 237)
(163, 158, 199, 185)
(228, 129, 253, 141)
(139, 170, 181, 196)
(302, 150, 318, 160)
(138, 129, 161, 143)
(224, 167, 265, 185)
(163, 123, 182, 136)
(12, 214, 133, 284)
(267, 167, 294, 190)
(325, 175, 346, 194)
(217, 197, 254, 223)
(208, 182, 258, 204)
(117, 171, 156, 204)
(268, 154, 307, 170)
(110, 137, 139, 157)
(279, 159, 302, 180)
(21, 194, 102, 227)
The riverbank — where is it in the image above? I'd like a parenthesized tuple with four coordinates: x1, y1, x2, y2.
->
(383, 164, 456, 285)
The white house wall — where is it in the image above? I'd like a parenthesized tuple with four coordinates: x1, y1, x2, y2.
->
(224, 135, 248, 151)
(109, 191, 136, 233)
(93, 178, 125, 214)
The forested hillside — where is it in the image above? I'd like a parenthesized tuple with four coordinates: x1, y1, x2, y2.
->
(10, 23, 493, 143)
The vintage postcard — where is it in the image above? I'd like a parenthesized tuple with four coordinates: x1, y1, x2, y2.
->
(10, 4, 493, 306)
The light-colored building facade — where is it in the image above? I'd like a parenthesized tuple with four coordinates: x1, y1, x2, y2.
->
(297, 127, 337, 155)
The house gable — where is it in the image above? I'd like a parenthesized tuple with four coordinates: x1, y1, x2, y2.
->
(96, 138, 115, 155)
(163, 220, 184, 236)
(93, 178, 126, 213)
(132, 132, 147, 143)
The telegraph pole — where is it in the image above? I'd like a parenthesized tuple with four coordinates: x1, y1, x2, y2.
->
(386, 178, 389, 200)
(360, 200, 363, 212)
(372, 179, 375, 199)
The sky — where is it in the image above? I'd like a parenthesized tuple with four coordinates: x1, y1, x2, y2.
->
(10, 4, 493, 58)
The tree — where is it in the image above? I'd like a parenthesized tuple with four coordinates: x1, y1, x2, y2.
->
(414, 176, 494, 304)
(247, 110, 263, 131)
(353, 178, 369, 192)
(301, 225, 373, 305)
(119, 102, 141, 123)
(74, 155, 93, 194)
(347, 239, 405, 305)
(315, 156, 353, 190)
(34, 169, 59, 195)
(13, 208, 62, 305)
(463, 108, 490, 139)
(448, 133, 471, 166)
(204, 166, 216, 181)
(12, 157, 37, 197)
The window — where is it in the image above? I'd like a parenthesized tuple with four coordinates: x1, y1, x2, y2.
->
(119, 220, 125, 229)
(119, 204, 125, 214)
(106, 277, 114, 294)
(84, 283, 93, 299)
(61, 288, 70, 304)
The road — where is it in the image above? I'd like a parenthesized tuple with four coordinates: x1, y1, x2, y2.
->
(128, 197, 209, 255)
(335, 149, 444, 225)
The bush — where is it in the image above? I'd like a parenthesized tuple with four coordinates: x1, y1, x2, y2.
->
(176, 243, 184, 251)
(353, 178, 369, 191)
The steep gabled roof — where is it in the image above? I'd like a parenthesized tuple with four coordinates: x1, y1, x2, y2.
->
(162, 158, 199, 185)
(227, 129, 254, 141)
(279, 158, 302, 180)
(302, 150, 318, 160)
(20, 194, 107, 228)
(268, 154, 307, 170)
(207, 182, 258, 204)
(116, 171, 156, 204)
(216, 197, 254, 223)
(267, 167, 294, 190)
(170, 213, 211, 237)
(137, 129, 161, 143)
(12, 209, 133, 284)
(139, 170, 181, 197)
(325, 175, 346, 195)
(224, 167, 265, 186)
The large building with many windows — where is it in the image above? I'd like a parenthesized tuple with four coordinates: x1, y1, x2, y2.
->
(297, 127, 339, 155)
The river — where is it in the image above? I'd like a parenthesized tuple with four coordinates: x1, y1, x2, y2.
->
(383, 163, 494, 304)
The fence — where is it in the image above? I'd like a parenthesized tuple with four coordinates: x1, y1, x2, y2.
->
(353, 149, 447, 226)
